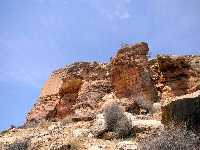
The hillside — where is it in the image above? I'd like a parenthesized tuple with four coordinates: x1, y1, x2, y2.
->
(1, 42, 200, 150)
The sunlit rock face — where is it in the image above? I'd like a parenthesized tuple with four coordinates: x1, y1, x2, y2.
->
(27, 73, 83, 122)
(26, 42, 200, 125)
(111, 42, 159, 110)
(150, 55, 200, 101)
(27, 62, 111, 123)
(27, 42, 161, 123)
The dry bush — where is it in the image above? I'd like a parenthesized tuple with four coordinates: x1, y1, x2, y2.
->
(6, 139, 29, 150)
(0, 129, 9, 135)
(66, 140, 80, 150)
(51, 143, 78, 150)
(104, 103, 132, 138)
(138, 124, 200, 150)
(49, 138, 81, 150)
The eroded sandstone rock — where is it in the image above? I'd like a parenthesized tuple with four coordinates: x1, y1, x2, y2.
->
(27, 62, 111, 123)
(27, 43, 200, 126)
(150, 55, 200, 101)
(76, 80, 112, 109)
(111, 42, 158, 110)
(27, 74, 82, 123)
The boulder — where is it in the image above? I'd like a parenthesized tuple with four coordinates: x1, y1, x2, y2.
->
(162, 90, 200, 131)
(125, 112, 163, 133)
(91, 113, 107, 137)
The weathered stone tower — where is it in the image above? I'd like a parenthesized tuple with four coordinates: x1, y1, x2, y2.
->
(111, 42, 158, 110)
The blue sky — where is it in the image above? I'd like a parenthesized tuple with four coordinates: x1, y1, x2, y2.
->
(0, 0, 200, 131)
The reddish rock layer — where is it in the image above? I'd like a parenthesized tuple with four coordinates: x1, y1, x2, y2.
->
(111, 42, 159, 110)
(27, 62, 111, 123)
(150, 55, 200, 101)
(26, 42, 200, 124)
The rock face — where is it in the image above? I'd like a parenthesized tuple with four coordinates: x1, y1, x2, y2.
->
(74, 80, 112, 119)
(150, 55, 200, 101)
(27, 62, 111, 123)
(162, 90, 200, 131)
(111, 42, 158, 110)
(1, 42, 200, 150)
(27, 42, 200, 125)
(27, 74, 83, 122)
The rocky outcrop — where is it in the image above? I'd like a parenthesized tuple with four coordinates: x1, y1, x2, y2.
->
(27, 42, 161, 123)
(27, 74, 82, 122)
(76, 80, 112, 108)
(2, 42, 200, 150)
(72, 80, 112, 119)
(161, 90, 200, 131)
(27, 62, 111, 123)
(27, 42, 200, 126)
(111, 42, 158, 110)
(150, 55, 200, 101)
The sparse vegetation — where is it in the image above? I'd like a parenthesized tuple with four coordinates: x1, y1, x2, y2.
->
(62, 138, 82, 150)
(66, 140, 80, 150)
(52, 143, 78, 150)
(104, 103, 132, 138)
(138, 124, 200, 150)
(121, 42, 129, 48)
(61, 116, 74, 126)
(7, 140, 29, 150)
(0, 129, 9, 135)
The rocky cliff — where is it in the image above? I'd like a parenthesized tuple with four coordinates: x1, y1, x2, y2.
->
(27, 42, 200, 124)
(1, 42, 200, 150)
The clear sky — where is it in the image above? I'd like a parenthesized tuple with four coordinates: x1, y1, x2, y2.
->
(0, 0, 200, 131)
